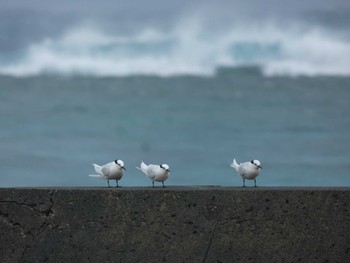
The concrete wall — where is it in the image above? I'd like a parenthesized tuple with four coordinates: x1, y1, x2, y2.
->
(0, 187, 349, 262)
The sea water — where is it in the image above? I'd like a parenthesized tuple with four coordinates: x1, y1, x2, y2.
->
(0, 68, 349, 187)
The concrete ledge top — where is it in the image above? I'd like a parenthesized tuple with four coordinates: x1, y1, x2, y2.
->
(1, 186, 350, 191)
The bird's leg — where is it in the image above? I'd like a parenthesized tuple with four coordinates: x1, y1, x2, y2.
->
(243, 178, 246, 187)
(107, 180, 110, 188)
(254, 178, 257, 187)
(116, 180, 119, 188)
(162, 181, 165, 188)
(152, 181, 154, 188)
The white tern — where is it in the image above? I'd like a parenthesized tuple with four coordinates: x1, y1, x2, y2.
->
(137, 161, 170, 188)
(230, 159, 262, 187)
(89, 159, 126, 187)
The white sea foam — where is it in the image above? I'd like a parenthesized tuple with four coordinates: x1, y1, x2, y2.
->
(1, 21, 350, 77)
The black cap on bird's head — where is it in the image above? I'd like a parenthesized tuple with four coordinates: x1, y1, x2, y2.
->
(160, 164, 170, 172)
(251, 160, 262, 169)
(114, 159, 126, 170)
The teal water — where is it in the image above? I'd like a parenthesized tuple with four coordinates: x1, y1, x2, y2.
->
(1, 70, 350, 187)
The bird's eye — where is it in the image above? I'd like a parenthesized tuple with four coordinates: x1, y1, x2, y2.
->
(251, 160, 254, 164)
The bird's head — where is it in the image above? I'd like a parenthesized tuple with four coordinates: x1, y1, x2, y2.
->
(251, 160, 262, 169)
(160, 164, 170, 172)
(115, 159, 126, 170)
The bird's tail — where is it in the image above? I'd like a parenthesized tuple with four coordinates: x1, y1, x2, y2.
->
(136, 161, 148, 175)
(89, 174, 107, 179)
(93, 163, 103, 175)
(230, 159, 240, 172)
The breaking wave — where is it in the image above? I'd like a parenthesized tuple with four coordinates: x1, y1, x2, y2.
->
(1, 21, 350, 77)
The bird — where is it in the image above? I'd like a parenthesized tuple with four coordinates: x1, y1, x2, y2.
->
(136, 161, 170, 188)
(89, 159, 126, 187)
(230, 159, 262, 187)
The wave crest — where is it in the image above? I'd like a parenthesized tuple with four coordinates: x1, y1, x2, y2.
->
(1, 23, 350, 77)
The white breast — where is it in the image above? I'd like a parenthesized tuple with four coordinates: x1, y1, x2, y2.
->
(238, 162, 260, 180)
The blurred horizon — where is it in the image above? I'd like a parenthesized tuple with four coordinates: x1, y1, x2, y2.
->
(1, 0, 350, 77)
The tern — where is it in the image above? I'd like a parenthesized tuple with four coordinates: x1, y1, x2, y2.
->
(89, 159, 126, 187)
(137, 161, 170, 188)
(230, 159, 262, 187)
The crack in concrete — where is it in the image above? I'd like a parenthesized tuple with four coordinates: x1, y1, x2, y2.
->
(18, 221, 50, 263)
(0, 190, 55, 262)
(0, 193, 54, 218)
(0, 209, 25, 229)
(202, 217, 219, 263)
(202, 205, 222, 263)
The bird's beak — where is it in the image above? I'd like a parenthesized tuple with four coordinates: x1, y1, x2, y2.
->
(258, 166, 262, 169)
(167, 169, 170, 172)
(122, 167, 126, 171)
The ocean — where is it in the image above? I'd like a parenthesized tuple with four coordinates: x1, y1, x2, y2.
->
(1, 1, 350, 187)
(1, 68, 349, 187)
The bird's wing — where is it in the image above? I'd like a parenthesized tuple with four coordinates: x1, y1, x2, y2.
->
(93, 164, 103, 175)
(239, 163, 251, 177)
(146, 165, 158, 179)
(137, 161, 149, 175)
(101, 165, 110, 176)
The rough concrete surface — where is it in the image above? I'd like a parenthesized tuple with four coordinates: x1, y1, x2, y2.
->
(0, 187, 349, 262)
